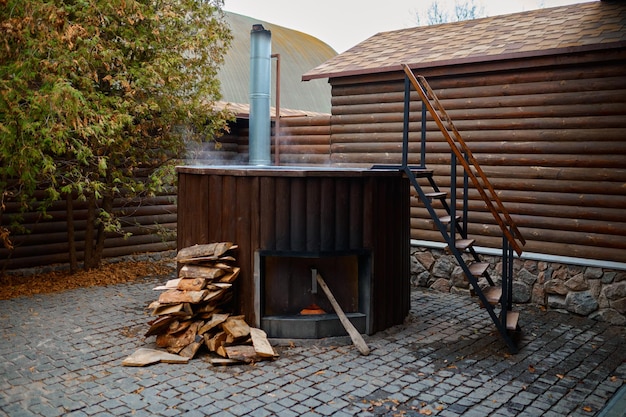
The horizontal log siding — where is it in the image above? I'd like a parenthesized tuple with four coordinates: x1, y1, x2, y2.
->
(186, 116, 332, 166)
(276, 115, 332, 165)
(1, 192, 177, 270)
(328, 52, 626, 263)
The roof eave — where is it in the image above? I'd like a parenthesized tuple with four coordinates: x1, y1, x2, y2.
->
(302, 41, 626, 82)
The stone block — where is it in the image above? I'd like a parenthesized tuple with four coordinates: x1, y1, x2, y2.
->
(531, 284, 546, 305)
(544, 279, 568, 295)
(601, 272, 616, 285)
(552, 266, 568, 281)
(430, 277, 451, 293)
(602, 282, 626, 300)
(584, 267, 603, 281)
(411, 256, 425, 275)
(565, 273, 588, 291)
(518, 268, 538, 286)
(548, 294, 566, 309)
(513, 281, 531, 304)
(609, 297, 626, 314)
(414, 251, 436, 270)
(432, 257, 454, 278)
(565, 290, 598, 316)
(451, 266, 469, 289)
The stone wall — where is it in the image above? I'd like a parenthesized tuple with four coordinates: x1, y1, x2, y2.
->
(411, 246, 626, 326)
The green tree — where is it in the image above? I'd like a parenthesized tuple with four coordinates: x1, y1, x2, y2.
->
(0, 0, 232, 270)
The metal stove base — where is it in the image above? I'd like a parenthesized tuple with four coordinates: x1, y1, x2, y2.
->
(261, 313, 367, 339)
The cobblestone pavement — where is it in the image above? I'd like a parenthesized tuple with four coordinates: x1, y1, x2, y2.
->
(1, 274, 625, 417)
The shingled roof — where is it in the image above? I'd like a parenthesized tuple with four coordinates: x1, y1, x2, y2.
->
(302, 1, 626, 81)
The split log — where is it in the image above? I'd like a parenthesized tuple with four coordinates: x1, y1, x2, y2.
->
(154, 278, 181, 290)
(198, 313, 230, 335)
(219, 267, 240, 283)
(222, 315, 250, 340)
(179, 265, 224, 280)
(156, 321, 201, 351)
(179, 336, 204, 359)
(223, 345, 258, 363)
(177, 278, 207, 291)
(176, 242, 234, 262)
(150, 303, 185, 316)
(250, 328, 276, 358)
(158, 289, 208, 304)
(145, 315, 178, 337)
(204, 330, 227, 353)
(122, 348, 190, 367)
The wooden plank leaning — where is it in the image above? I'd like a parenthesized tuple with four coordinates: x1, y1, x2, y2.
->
(315, 272, 370, 356)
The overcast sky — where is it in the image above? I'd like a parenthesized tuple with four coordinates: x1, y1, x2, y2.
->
(223, 0, 595, 53)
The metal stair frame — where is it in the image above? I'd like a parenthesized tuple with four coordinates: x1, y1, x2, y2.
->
(399, 66, 524, 354)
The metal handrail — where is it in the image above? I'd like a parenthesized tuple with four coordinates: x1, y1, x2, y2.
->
(402, 64, 525, 256)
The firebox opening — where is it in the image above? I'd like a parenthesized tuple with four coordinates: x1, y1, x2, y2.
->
(258, 250, 371, 339)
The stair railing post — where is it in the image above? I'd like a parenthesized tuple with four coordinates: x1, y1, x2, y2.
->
(508, 226, 514, 309)
(501, 232, 510, 324)
(463, 151, 469, 237)
(421, 95, 427, 169)
(403, 74, 411, 169)
(450, 151, 457, 244)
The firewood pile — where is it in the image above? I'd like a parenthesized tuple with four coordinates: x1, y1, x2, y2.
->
(123, 242, 277, 367)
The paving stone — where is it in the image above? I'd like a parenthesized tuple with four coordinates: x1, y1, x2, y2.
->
(1, 282, 625, 416)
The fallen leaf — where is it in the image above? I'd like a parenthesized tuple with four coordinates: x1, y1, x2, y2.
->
(435, 404, 444, 411)
(582, 406, 593, 412)
(419, 408, 432, 416)
(528, 364, 536, 373)
(610, 376, 618, 382)
(314, 370, 325, 376)
(556, 374, 565, 379)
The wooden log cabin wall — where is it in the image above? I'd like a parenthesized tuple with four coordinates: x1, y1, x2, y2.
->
(0, 177, 177, 271)
(323, 49, 626, 264)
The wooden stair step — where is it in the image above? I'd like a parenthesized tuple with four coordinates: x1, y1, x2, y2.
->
(506, 311, 520, 331)
(468, 262, 489, 277)
(424, 191, 447, 200)
(483, 286, 502, 305)
(439, 215, 461, 225)
(454, 238, 474, 251)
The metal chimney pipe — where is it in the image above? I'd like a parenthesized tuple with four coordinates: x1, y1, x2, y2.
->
(249, 24, 272, 166)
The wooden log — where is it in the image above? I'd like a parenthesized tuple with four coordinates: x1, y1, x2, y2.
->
(144, 315, 178, 337)
(158, 290, 208, 305)
(219, 267, 240, 283)
(250, 328, 277, 358)
(204, 330, 227, 353)
(316, 273, 370, 356)
(122, 348, 190, 367)
(223, 345, 259, 363)
(198, 313, 230, 335)
(222, 315, 250, 340)
(156, 321, 200, 350)
(179, 336, 204, 359)
(176, 278, 206, 291)
(176, 242, 233, 261)
(179, 265, 225, 280)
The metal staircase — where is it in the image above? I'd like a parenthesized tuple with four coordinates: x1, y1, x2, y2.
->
(376, 65, 526, 353)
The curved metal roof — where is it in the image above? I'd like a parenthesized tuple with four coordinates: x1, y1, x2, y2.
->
(219, 11, 336, 115)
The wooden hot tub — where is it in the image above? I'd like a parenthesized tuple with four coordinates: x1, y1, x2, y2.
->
(176, 165, 410, 337)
